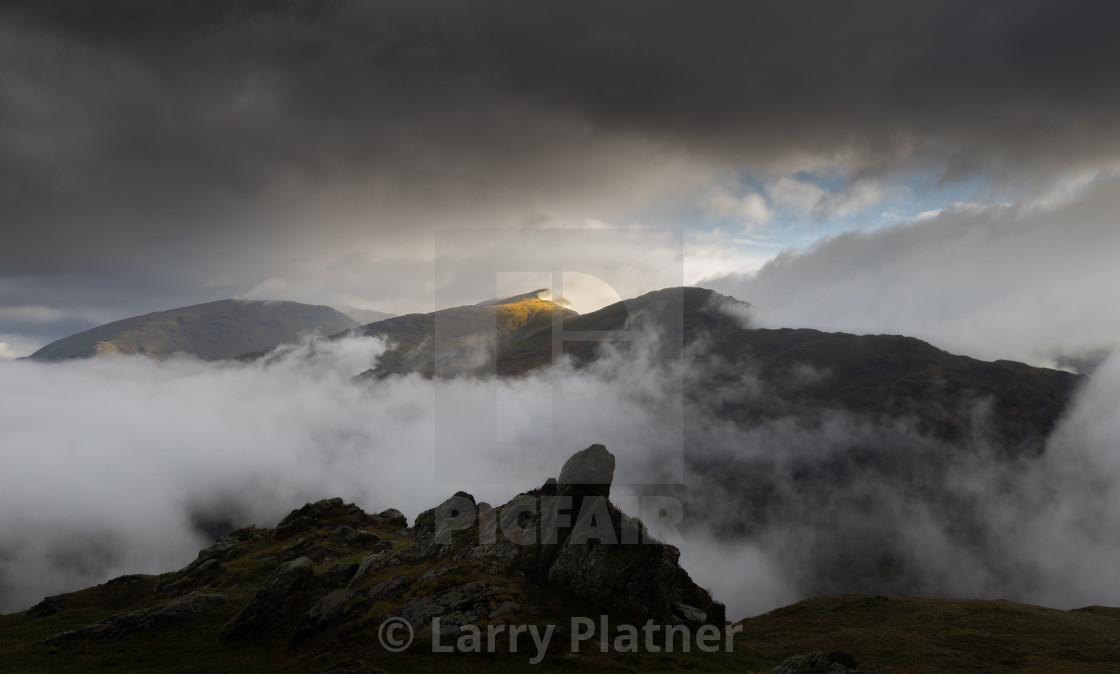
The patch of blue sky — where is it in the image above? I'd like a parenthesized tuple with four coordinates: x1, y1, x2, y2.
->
(621, 168, 995, 278)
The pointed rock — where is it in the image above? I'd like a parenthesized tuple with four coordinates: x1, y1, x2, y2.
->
(558, 444, 615, 489)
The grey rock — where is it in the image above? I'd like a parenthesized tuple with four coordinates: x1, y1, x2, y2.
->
(558, 444, 615, 494)
(770, 651, 861, 674)
(294, 589, 360, 637)
(367, 574, 411, 601)
(274, 515, 315, 539)
(221, 556, 314, 639)
(349, 550, 401, 587)
(193, 558, 222, 575)
(417, 566, 454, 583)
(274, 498, 346, 539)
(277, 533, 329, 563)
(378, 508, 407, 528)
(674, 602, 708, 623)
(412, 491, 476, 547)
(547, 533, 681, 621)
(40, 593, 229, 646)
(330, 525, 388, 548)
(398, 579, 501, 633)
(160, 532, 250, 590)
(320, 562, 360, 588)
(459, 538, 521, 567)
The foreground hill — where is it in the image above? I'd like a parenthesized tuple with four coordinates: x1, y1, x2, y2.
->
(4, 438, 1118, 673)
(0, 446, 762, 672)
(27, 300, 359, 361)
(738, 594, 1120, 673)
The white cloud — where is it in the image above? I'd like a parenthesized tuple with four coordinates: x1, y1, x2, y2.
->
(684, 229, 783, 284)
(3, 317, 1120, 620)
(705, 174, 1120, 364)
(814, 180, 900, 218)
(0, 334, 695, 612)
(701, 184, 772, 228)
(767, 176, 826, 214)
(0, 334, 41, 359)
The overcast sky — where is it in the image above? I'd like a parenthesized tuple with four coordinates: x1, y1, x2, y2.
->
(3, 0, 1120, 363)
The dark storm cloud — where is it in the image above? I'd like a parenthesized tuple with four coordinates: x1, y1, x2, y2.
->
(3, 0, 1120, 346)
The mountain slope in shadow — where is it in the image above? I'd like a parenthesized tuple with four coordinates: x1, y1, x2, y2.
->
(28, 300, 359, 362)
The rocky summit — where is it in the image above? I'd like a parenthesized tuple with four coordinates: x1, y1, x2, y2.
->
(0, 445, 749, 672)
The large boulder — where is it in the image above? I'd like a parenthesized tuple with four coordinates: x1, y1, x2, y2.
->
(447, 444, 723, 625)
(221, 557, 314, 639)
(411, 491, 476, 549)
(558, 443, 615, 497)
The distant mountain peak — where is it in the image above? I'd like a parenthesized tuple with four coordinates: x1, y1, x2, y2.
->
(28, 299, 359, 361)
(475, 289, 556, 307)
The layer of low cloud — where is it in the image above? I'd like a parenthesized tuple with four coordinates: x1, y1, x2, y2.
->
(2, 318, 1119, 620)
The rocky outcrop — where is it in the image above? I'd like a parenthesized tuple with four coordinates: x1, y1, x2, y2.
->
(557, 443, 615, 493)
(292, 589, 364, 641)
(399, 580, 505, 634)
(39, 593, 230, 646)
(221, 557, 314, 639)
(23, 443, 727, 663)
(348, 550, 401, 587)
(406, 443, 725, 626)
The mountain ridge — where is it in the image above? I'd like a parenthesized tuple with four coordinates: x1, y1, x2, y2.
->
(28, 299, 359, 362)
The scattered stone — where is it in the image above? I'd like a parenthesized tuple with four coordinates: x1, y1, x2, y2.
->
(770, 651, 861, 674)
